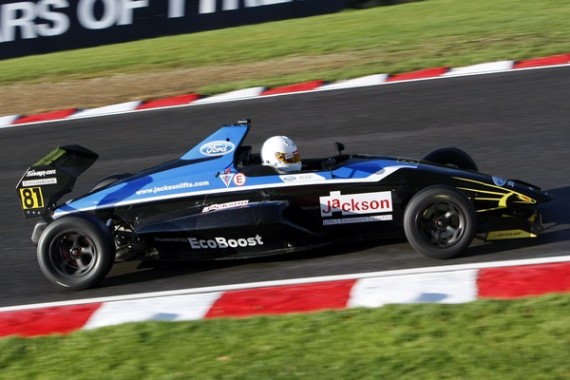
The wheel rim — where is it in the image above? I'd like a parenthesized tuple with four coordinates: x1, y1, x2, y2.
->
(417, 201, 466, 248)
(48, 231, 98, 278)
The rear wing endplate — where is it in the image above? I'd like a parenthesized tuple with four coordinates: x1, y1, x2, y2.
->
(16, 145, 98, 219)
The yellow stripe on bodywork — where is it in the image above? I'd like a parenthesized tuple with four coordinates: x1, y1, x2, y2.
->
(453, 177, 537, 211)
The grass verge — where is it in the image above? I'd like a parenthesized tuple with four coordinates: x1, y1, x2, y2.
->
(1, 294, 569, 379)
(1, 0, 570, 115)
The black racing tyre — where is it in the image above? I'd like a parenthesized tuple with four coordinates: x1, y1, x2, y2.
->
(423, 147, 478, 171)
(91, 172, 131, 192)
(37, 214, 116, 289)
(403, 186, 476, 259)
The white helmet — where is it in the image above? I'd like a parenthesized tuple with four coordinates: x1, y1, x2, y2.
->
(261, 136, 301, 172)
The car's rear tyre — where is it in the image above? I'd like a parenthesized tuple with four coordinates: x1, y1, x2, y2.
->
(403, 186, 476, 259)
(91, 172, 131, 192)
(37, 214, 116, 289)
(423, 147, 478, 171)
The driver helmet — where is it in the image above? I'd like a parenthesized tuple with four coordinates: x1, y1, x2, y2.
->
(261, 136, 301, 172)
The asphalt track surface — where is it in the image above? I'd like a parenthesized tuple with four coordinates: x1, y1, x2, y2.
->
(1, 66, 569, 308)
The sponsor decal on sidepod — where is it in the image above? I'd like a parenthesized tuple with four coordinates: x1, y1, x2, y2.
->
(202, 200, 249, 213)
(189, 235, 264, 249)
(320, 191, 393, 217)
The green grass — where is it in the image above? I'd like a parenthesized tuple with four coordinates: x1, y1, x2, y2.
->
(0, 0, 569, 94)
(1, 294, 569, 379)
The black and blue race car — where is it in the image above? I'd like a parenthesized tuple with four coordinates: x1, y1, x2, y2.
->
(16, 119, 552, 289)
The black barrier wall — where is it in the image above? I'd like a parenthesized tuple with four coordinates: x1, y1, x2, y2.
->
(0, 0, 348, 60)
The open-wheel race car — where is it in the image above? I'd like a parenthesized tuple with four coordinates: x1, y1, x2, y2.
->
(16, 119, 552, 289)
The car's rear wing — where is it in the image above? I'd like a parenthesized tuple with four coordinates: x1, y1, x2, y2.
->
(16, 145, 98, 219)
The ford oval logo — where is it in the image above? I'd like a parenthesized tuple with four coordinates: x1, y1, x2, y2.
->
(199, 141, 236, 156)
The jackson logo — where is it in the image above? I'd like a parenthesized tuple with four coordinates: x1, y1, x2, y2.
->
(320, 191, 393, 217)
(199, 140, 236, 156)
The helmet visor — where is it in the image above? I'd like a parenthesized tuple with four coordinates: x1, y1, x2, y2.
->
(275, 150, 300, 164)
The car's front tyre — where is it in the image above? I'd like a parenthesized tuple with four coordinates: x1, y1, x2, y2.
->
(403, 186, 476, 259)
(37, 214, 116, 289)
(423, 147, 478, 171)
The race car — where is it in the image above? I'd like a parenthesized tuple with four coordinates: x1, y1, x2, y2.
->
(16, 119, 552, 289)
